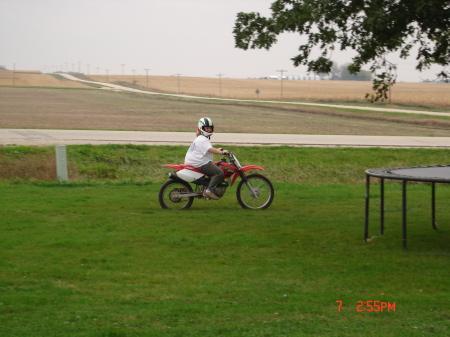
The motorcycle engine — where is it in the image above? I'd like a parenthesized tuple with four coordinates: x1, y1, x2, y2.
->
(212, 186, 227, 198)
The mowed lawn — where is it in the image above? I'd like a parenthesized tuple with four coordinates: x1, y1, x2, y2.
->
(1, 180, 449, 336)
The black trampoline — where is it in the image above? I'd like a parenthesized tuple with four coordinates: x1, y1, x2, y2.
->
(364, 165, 450, 250)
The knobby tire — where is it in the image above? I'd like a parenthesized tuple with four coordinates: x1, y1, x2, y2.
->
(158, 180, 194, 210)
(236, 174, 274, 209)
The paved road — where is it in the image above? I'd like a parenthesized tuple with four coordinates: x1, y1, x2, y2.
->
(1, 129, 449, 148)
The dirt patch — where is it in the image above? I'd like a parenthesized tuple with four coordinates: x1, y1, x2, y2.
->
(1, 87, 450, 137)
(0, 151, 80, 181)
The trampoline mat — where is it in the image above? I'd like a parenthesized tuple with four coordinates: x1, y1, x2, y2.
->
(389, 167, 450, 180)
(366, 165, 450, 182)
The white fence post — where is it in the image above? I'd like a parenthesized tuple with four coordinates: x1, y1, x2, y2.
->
(55, 145, 69, 181)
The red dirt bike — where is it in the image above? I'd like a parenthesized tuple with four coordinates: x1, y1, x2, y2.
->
(158, 152, 274, 210)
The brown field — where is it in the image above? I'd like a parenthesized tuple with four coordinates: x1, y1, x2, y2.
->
(89, 74, 450, 110)
(1, 86, 450, 137)
(0, 70, 448, 109)
(0, 70, 91, 89)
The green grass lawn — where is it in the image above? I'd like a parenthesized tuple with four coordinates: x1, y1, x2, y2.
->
(1, 180, 449, 336)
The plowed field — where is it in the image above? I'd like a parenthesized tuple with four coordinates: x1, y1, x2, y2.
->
(1, 87, 450, 137)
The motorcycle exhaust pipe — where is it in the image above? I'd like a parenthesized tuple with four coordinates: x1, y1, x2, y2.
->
(168, 172, 185, 183)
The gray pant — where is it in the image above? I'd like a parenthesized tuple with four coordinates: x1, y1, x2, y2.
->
(197, 161, 224, 189)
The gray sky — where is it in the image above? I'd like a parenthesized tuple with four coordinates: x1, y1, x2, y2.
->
(0, 0, 445, 82)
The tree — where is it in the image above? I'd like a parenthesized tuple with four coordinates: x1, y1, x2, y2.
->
(233, 0, 450, 102)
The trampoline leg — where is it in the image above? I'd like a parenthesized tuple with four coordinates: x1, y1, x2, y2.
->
(380, 178, 384, 235)
(431, 182, 438, 230)
(402, 180, 408, 251)
(364, 174, 370, 242)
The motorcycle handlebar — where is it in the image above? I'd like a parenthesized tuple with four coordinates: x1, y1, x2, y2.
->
(219, 148, 232, 157)
(218, 150, 241, 168)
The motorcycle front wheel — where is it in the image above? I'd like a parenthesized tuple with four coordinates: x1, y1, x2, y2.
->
(158, 180, 194, 210)
(236, 174, 274, 210)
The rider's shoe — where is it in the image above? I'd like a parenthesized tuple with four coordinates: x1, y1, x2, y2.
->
(203, 189, 219, 200)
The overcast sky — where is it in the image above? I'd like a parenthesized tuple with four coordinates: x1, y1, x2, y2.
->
(0, 0, 445, 82)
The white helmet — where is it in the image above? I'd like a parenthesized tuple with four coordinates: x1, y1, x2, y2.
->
(198, 117, 214, 137)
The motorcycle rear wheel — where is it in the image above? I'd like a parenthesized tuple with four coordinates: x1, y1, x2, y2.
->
(236, 174, 274, 209)
(158, 180, 194, 210)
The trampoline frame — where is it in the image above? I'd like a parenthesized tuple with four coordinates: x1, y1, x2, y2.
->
(364, 165, 450, 250)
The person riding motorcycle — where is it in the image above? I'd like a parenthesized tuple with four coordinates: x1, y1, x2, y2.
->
(184, 117, 229, 200)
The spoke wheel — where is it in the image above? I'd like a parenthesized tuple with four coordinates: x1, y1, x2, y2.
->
(236, 174, 274, 209)
(158, 180, 194, 210)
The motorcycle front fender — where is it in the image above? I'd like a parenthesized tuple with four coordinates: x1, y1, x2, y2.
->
(240, 165, 265, 173)
(230, 166, 265, 186)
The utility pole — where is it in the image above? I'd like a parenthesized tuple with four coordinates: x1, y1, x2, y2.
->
(216, 73, 224, 97)
(174, 73, 182, 93)
(105, 69, 109, 82)
(121, 64, 125, 76)
(277, 69, 287, 100)
(144, 69, 150, 89)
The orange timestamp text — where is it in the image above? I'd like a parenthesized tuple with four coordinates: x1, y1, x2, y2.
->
(336, 301, 397, 312)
